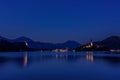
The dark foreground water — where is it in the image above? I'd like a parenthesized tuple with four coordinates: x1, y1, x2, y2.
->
(0, 52, 120, 80)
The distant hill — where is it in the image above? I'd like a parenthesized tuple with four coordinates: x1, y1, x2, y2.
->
(29, 40, 81, 50)
(95, 36, 120, 49)
(0, 36, 81, 50)
(13, 36, 34, 42)
(55, 40, 81, 49)
(0, 36, 10, 41)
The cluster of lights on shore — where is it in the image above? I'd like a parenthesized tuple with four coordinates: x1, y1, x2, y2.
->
(23, 40, 94, 52)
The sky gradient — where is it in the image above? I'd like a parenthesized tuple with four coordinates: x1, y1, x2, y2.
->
(0, 0, 120, 43)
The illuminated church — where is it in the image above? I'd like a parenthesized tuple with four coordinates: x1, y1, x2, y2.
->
(83, 40, 94, 49)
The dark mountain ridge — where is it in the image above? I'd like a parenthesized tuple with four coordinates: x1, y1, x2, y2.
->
(0, 36, 81, 50)
(93, 36, 120, 50)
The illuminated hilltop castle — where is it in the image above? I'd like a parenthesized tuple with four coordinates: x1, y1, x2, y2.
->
(83, 40, 94, 49)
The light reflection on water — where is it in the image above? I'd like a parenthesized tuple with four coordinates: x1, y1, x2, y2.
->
(86, 52, 94, 62)
(23, 52, 28, 67)
(1, 51, 120, 67)
(0, 52, 120, 80)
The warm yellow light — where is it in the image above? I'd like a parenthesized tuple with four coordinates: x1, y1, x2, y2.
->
(90, 42, 93, 46)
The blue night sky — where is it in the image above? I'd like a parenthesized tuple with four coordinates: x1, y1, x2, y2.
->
(0, 0, 120, 43)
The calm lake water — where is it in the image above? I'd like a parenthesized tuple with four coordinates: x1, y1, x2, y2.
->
(0, 52, 120, 80)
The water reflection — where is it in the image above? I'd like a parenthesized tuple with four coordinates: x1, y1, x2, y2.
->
(86, 52, 94, 62)
(23, 52, 28, 67)
(0, 52, 120, 67)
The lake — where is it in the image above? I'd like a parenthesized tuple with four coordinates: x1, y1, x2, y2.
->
(0, 52, 120, 80)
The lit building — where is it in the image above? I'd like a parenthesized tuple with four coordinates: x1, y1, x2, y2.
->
(84, 40, 94, 49)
